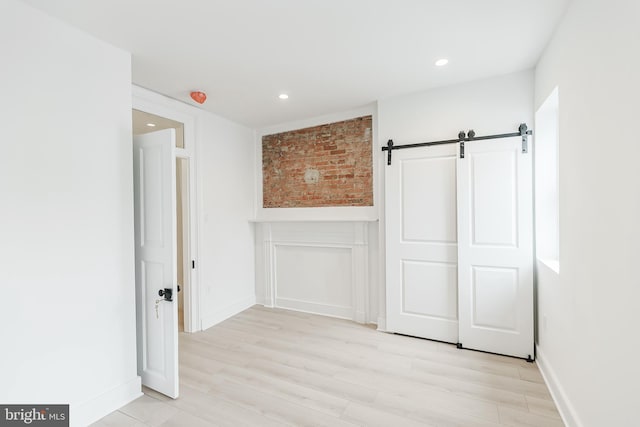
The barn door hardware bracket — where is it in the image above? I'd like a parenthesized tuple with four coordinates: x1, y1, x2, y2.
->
(384, 139, 394, 165)
(382, 123, 533, 165)
(526, 354, 534, 363)
(458, 131, 467, 159)
(519, 123, 532, 153)
(456, 343, 463, 349)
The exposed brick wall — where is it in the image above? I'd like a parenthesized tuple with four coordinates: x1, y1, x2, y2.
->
(262, 116, 373, 208)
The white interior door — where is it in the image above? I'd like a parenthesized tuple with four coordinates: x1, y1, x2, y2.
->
(385, 144, 459, 343)
(133, 129, 179, 398)
(457, 137, 534, 359)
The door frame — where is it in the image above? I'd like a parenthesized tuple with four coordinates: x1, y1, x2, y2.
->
(133, 85, 200, 333)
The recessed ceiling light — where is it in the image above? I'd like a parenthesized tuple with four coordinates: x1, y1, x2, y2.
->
(435, 58, 449, 67)
(278, 94, 289, 100)
(146, 123, 156, 127)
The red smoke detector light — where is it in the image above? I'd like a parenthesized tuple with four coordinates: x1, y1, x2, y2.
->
(190, 91, 207, 104)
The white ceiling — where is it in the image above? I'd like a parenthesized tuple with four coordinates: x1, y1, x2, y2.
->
(22, 0, 569, 128)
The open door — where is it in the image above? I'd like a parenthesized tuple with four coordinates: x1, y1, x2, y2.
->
(133, 128, 179, 398)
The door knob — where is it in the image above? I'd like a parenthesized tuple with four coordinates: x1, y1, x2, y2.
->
(158, 288, 173, 302)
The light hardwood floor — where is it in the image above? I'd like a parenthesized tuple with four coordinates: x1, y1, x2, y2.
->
(92, 306, 563, 427)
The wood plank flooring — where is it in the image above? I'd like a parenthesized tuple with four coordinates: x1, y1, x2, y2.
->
(92, 306, 563, 427)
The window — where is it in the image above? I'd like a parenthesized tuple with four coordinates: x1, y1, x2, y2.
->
(535, 87, 559, 272)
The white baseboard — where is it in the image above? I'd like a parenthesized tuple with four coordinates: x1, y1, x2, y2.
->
(73, 376, 142, 427)
(256, 301, 378, 327)
(201, 295, 256, 330)
(275, 297, 353, 320)
(536, 346, 583, 427)
(376, 316, 387, 332)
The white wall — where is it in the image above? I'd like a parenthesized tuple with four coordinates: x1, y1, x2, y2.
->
(377, 69, 535, 327)
(534, 1, 640, 426)
(198, 110, 257, 328)
(0, 1, 140, 425)
(378, 70, 534, 143)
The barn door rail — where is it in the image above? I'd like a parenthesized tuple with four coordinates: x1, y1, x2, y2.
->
(382, 123, 532, 165)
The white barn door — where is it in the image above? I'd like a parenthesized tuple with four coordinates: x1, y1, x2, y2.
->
(457, 137, 534, 359)
(385, 144, 459, 343)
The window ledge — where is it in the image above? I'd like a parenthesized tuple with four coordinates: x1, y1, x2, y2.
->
(537, 258, 560, 275)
